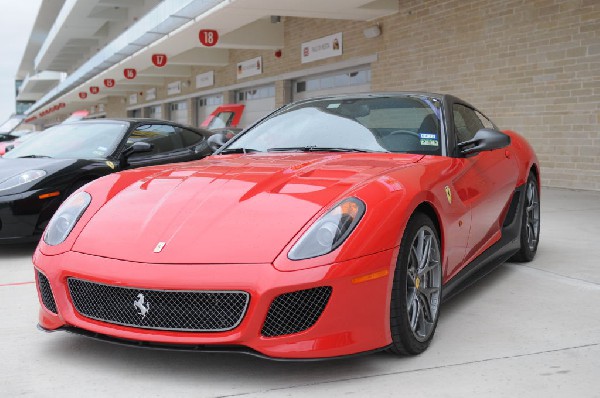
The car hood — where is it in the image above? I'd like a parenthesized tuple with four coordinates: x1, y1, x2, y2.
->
(0, 158, 79, 192)
(73, 153, 423, 264)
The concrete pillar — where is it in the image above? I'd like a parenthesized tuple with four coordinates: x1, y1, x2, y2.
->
(276, 80, 292, 107)
(222, 90, 236, 104)
(186, 98, 195, 126)
(104, 96, 127, 118)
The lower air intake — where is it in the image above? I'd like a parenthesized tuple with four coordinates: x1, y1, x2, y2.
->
(261, 286, 332, 337)
(37, 270, 58, 314)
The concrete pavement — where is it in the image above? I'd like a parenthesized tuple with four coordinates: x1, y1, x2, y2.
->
(1, 187, 599, 397)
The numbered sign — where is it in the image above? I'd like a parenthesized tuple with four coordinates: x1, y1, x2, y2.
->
(199, 29, 219, 47)
(79, 92, 88, 99)
(90, 86, 100, 94)
(152, 53, 168, 67)
(124, 68, 137, 80)
(104, 79, 115, 88)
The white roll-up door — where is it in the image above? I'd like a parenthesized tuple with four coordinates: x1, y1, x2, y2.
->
(196, 94, 224, 126)
(169, 101, 188, 125)
(144, 105, 162, 119)
(235, 85, 276, 128)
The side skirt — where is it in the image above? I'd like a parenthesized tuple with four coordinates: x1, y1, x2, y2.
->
(441, 183, 525, 302)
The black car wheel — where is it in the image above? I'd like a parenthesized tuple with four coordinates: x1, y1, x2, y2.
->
(510, 172, 540, 262)
(389, 212, 442, 355)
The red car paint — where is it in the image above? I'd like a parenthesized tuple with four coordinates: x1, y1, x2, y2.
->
(200, 104, 245, 129)
(33, 94, 540, 359)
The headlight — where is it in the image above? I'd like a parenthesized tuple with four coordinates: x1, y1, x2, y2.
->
(288, 198, 365, 260)
(0, 170, 46, 191)
(44, 191, 91, 246)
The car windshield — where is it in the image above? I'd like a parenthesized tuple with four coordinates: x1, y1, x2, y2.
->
(3, 122, 128, 159)
(225, 96, 442, 155)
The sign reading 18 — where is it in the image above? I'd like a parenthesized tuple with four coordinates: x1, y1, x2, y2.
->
(199, 29, 219, 47)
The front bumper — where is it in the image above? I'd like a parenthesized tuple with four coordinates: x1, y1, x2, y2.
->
(0, 190, 61, 243)
(33, 248, 398, 359)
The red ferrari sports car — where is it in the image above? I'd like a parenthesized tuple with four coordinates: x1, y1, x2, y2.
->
(33, 93, 540, 359)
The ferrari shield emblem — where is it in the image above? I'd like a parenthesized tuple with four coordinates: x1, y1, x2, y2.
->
(106, 161, 115, 169)
(445, 186, 452, 204)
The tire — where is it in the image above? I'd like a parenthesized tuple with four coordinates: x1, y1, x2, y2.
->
(510, 172, 540, 262)
(388, 212, 442, 355)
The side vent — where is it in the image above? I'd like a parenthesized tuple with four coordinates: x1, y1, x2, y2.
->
(503, 189, 521, 228)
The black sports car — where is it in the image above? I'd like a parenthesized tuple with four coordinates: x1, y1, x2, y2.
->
(0, 119, 213, 243)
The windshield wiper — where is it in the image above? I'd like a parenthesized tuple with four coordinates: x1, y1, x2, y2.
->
(16, 155, 53, 158)
(218, 147, 261, 154)
(267, 146, 381, 153)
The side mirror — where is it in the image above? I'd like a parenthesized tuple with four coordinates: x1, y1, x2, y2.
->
(123, 141, 153, 157)
(120, 141, 154, 167)
(206, 132, 230, 152)
(458, 128, 510, 157)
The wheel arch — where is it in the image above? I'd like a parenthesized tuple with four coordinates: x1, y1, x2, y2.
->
(412, 201, 444, 257)
(529, 162, 541, 191)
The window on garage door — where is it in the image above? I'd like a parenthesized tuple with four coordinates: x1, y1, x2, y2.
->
(236, 85, 275, 128)
(294, 69, 371, 100)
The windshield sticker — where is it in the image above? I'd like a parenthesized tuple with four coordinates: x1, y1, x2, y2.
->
(420, 139, 439, 146)
(419, 133, 438, 140)
(327, 103, 341, 109)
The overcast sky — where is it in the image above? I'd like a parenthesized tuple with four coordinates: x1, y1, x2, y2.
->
(0, 0, 42, 123)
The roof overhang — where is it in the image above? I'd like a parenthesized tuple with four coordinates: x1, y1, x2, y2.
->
(26, 0, 398, 120)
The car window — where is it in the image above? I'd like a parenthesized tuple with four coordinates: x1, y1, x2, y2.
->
(3, 123, 128, 159)
(227, 96, 443, 155)
(177, 127, 205, 147)
(453, 104, 484, 143)
(207, 112, 235, 129)
(127, 124, 183, 157)
(475, 110, 496, 130)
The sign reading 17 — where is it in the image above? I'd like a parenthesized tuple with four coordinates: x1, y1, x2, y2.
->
(199, 29, 219, 47)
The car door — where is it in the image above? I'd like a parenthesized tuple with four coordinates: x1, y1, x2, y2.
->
(125, 123, 198, 168)
(449, 103, 519, 269)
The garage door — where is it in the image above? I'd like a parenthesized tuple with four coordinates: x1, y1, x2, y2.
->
(236, 85, 275, 128)
(128, 109, 142, 118)
(293, 68, 371, 101)
(196, 94, 224, 126)
(144, 105, 162, 119)
(169, 101, 188, 125)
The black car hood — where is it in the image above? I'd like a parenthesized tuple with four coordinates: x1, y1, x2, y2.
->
(0, 157, 98, 196)
(0, 158, 79, 179)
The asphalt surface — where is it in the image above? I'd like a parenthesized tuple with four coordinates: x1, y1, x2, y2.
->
(1, 187, 599, 397)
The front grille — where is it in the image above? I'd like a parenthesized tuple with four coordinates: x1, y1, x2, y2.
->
(261, 286, 332, 337)
(37, 270, 57, 314)
(67, 278, 249, 332)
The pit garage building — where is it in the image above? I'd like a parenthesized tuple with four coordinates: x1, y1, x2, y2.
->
(14, 0, 600, 190)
